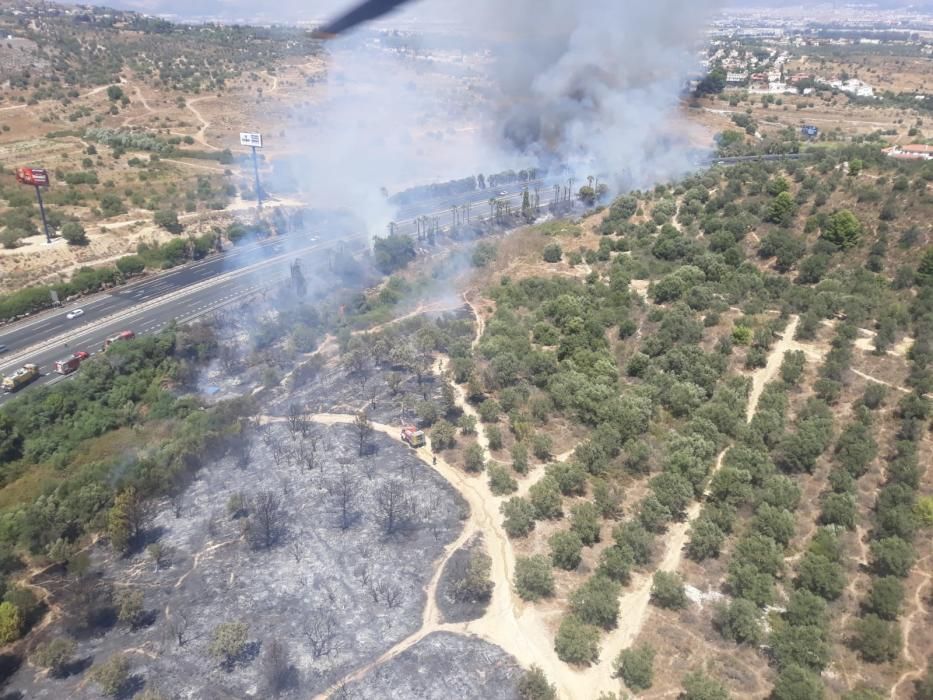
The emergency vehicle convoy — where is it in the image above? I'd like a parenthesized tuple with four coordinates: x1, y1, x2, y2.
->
(0, 326, 137, 399)
(54, 351, 90, 375)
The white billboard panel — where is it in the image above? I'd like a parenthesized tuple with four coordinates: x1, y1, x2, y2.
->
(239, 132, 263, 148)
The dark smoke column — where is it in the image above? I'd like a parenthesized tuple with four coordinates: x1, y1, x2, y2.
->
(312, 0, 418, 38)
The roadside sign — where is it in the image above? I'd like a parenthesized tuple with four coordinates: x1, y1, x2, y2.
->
(239, 132, 263, 148)
(15, 167, 50, 187)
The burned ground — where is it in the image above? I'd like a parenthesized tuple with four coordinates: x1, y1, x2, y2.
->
(4, 421, 467, 698)
(435, 535, 492, 624)
(271, 364, 449, 429)
(340, 631, 522, 700)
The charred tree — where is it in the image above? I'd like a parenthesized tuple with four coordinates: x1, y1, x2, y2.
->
(246, 491, 285, 550)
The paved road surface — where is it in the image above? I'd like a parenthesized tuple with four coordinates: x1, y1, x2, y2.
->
(0, 177, 544, 405)
(0, 235, 351, 404)
(0, 153, 806, 405)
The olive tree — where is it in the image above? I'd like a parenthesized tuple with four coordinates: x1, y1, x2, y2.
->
(515, 555, 555, 601)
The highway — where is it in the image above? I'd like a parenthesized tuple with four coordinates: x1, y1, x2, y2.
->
(0, 237, 321, 403)
(0, 177, 544, 405)
(0, 152, 807, 405)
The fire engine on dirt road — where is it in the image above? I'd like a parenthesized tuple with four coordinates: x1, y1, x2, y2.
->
(401, 426, 426, 448)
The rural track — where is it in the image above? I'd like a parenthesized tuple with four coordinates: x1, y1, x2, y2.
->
(889, 554, 932, 699)
(583, 315, 801, 694)
(300, 307, 811, 699)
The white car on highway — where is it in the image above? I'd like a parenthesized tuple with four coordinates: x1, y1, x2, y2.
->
(65, 309, 84, 320)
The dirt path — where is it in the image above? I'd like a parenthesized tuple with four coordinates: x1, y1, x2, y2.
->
(586, 316, 801, 694)
(359, 300, 466, 337)
(184, 97, 218, 151)
(173, 538, 238, 589)
(121, 83, 156, 127)
(850, 368, 911, 394)
(890, 554, 932, 699)
(160, 158, 228, 173)
(305, 310, 810, 698)
(748, 316, 800, 420)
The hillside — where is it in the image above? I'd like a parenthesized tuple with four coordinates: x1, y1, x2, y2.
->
(0, 141, 929, 698)
(0, 0, 326, 293)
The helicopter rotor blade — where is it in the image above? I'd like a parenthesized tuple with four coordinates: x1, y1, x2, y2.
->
(312, 0, 417, 39)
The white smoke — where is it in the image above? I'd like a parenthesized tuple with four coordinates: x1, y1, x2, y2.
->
(276, 0, 719, 227)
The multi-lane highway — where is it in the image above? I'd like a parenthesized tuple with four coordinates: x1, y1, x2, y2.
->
(0, 236, 346, 403)
(0, 178, 543, 404)
(0, 153, 807, 404)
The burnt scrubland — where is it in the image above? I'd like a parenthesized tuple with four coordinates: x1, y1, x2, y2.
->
(0, 142, 931, 699)
(2, 420, 468, 699)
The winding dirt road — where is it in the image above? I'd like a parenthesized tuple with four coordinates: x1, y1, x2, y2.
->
(303, 306, 809, 699)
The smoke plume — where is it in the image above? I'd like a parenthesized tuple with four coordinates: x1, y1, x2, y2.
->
(474, 0, 720, 185)
(276, 0, 718, 225)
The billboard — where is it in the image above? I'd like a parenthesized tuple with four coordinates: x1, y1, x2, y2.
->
(15, 167, 50, 187)
(239, 132, 263, 148)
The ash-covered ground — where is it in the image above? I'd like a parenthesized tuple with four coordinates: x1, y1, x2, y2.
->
(271, 364, 448, 427)
(4, 421, 469, 698)
(435, 535, 491, 624)
(340, 632, 523, 700)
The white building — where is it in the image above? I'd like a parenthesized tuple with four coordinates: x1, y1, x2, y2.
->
(726, 72, 748, 83)
(822, 78, 875, 98)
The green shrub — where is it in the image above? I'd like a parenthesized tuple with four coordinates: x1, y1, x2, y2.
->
(554, 615, 600, 665)
(30, 637, 76, 677)
(596, 545, 633, 584)
(89, 653, 130, 697)
(501, 497, 535, 538)
(681, 670, 730, 700)
(517, 665, 556, 700)
(549, 530, 583, 570)
(850, 614, 901, 663)
(542, 243, 562, 263)
(650, 571, 687, 609)
(713, 598, 762, 645)
(615, 644, 655, 692)
(569, 575, 620, 629)
(60, 221, 88, 245)
(464, 443, 486, 473)
(570, 502, 602, 545)
(515, 555, 554, 601)
(772, 665, 824, 700)
(488, 464, 518, 496)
